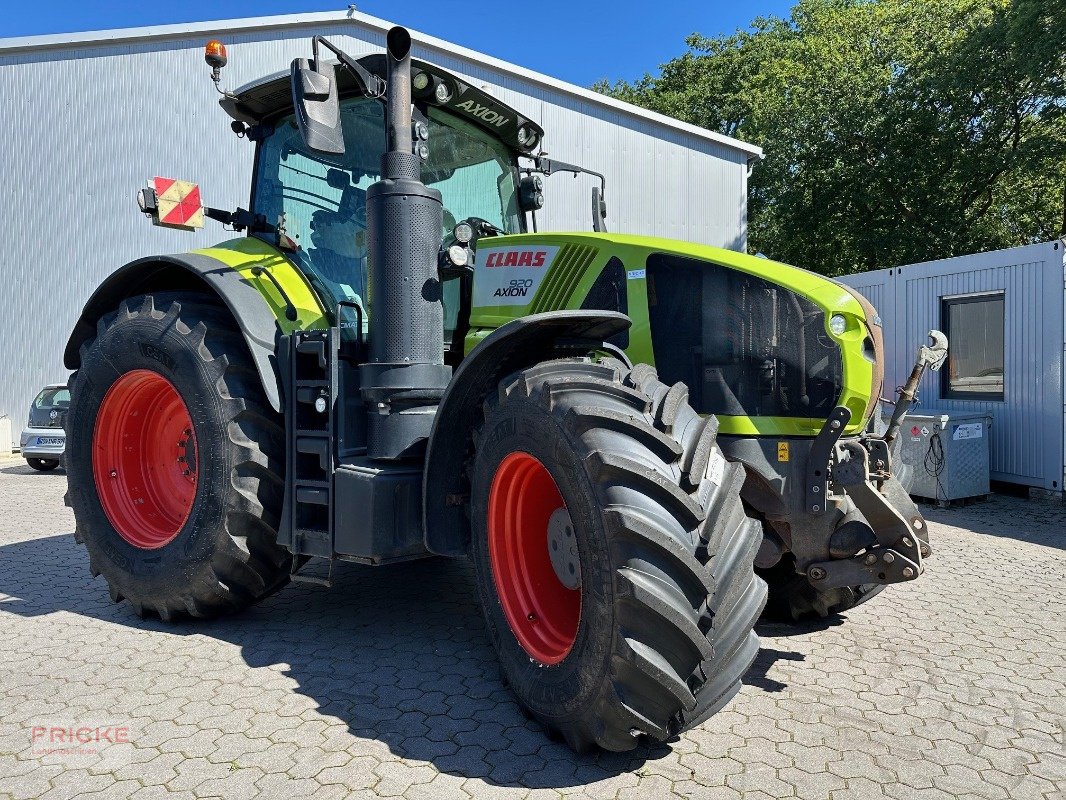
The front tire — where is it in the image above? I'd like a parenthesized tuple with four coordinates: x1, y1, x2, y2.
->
(27, 458, 60, 471)
(65, 294, 291, 620)
(469, 359, 766, 752)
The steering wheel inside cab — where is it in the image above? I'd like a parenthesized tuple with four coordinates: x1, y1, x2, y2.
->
(439, 216, 503, 278)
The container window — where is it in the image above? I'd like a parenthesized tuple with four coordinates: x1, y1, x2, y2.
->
(941, 293, 1005, 400)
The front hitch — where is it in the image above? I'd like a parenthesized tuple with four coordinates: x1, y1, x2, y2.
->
(805, 440, 931, 589)
(794, 329, 948, 591)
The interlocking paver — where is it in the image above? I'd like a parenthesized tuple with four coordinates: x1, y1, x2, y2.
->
(1, 463, 1065, 798)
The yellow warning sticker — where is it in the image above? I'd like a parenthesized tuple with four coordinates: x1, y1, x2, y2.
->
(777, 442, 790, 462)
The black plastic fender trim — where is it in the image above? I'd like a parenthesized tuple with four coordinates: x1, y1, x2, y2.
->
(422, 310, 631, 557)
(64, 253, 288, 412)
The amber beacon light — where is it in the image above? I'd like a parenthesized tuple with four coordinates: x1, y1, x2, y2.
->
(204, 40, 228, 69)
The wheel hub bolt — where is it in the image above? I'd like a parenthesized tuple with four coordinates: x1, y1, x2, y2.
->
(109, 470, 117, 478)
(527, 613, 536, 622)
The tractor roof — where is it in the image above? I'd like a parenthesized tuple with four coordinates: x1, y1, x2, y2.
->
(221, 53, 544, 155)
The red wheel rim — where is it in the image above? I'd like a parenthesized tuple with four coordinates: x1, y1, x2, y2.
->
(488, 452, 580, 665)
(92, 369, 198, 549)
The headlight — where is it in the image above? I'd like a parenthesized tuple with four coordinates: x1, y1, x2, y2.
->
(448, 245, 469, 267)
(829, 313, 847, 336)
(517, 126, 538, 150)
(412, 72, 430, 91)
(434, 82, 452, 103)
(453, 222, 474, 244)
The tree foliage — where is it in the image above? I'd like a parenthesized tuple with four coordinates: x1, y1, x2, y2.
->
(595, 0, 1065, 273)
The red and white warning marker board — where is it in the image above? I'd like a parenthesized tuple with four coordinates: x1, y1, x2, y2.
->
(152, 177, 204, 230)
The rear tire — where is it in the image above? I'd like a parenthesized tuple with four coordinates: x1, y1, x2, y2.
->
(759, 556, 884, 622)
(27, 458, 59, 471)
(65, 293, 291, 620)
(469, 358, 766, 752)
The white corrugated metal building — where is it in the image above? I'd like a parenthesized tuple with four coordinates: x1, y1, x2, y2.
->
(0, 10, 762, 446)
(840, 240, 1066, 495)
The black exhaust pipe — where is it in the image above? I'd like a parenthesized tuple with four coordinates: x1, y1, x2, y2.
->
(384, 27, 415, 174)
(360, 26, 451, 460)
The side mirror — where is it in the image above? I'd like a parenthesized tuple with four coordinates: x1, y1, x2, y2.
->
(325, 168, 351, 189)
(592, 186, 607, 233)
(291, 58, 344, 154)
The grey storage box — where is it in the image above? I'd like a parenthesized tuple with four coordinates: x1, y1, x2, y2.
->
(888, 410, 992, 503)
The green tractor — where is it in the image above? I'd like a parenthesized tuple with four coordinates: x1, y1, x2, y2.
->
(63, 28, 944, 752)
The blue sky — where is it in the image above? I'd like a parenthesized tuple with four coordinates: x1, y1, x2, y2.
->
(3, 1, 795, 86)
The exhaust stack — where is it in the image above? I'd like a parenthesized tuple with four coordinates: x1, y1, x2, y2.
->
(360, 26, 450, 460)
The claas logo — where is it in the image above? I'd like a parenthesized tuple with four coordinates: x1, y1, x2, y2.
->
(483, 250, 548, 268)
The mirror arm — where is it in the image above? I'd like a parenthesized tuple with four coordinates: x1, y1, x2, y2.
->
(203, 206, 273, 233)
(523, 156, 609, 233)
(530, 157, 607, 198)
(312, 36, 386, 98)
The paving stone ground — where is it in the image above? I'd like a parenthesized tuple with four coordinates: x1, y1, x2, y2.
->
(0, 461, 1063, 799)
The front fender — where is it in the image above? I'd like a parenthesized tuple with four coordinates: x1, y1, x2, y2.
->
(64, 239, 328, 412)
(422, 310, 631, 557)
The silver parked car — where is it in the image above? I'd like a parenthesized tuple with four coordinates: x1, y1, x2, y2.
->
(20, 384, 69, 471)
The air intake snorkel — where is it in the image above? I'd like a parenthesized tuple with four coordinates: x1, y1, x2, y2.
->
(359, 26, 451, 460)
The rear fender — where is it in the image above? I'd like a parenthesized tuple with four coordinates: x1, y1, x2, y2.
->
(64, 243, 328, 412)
(423, 310, 631, 556)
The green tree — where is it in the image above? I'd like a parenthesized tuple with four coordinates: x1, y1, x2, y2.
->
(595, 0, 1065, 274)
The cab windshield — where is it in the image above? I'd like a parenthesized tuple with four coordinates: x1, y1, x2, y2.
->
(253, 97, 522, 321)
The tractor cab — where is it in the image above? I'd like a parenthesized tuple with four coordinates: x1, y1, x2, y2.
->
(221, 55, 542, 359)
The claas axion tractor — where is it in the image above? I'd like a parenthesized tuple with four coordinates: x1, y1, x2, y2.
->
(63, 27, 947, 751)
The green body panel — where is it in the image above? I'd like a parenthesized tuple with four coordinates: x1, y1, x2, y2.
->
(467, 232, 875, 437)
(191, 237, 330, 333)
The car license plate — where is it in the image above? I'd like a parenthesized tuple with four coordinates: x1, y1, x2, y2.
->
(37, 437, 64, 446)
